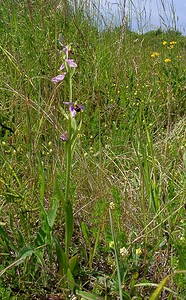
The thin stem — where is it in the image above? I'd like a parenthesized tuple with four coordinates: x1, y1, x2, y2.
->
(64, 74, 73, 264)
(69, 74, 73, 103)
(64, 123, 72, 205)
(109, 209, 123, 300)
(64, 75, 73, 206)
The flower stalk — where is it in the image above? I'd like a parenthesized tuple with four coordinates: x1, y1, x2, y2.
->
(64, 77, 73, 264)
(52, 37, 84, 277)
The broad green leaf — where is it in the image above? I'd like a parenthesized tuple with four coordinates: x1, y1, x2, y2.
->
(81, 221, 90, 245)
(35, 249, 45, 267)
(65, 203, 74, 250)
(76, 290, 97, 300)
(17, 230, 25, 247)
(36, 197, 52, 244)
(35, 227, 47, 246)
(54, 176, 65, 207)
(149, 275, 170, 300)
(18, 245, 35, 260)
(69, 254, 78, 274)
(0, 246, 46, 277)
(47, 195, 59, 228)
(54, 236, 67, 276)
(37, 197, 48, 227)
(67, 268, 75, 292)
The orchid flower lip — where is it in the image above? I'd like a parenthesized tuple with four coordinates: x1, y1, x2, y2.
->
(66, 59, 77, 68)
(63, 101, 85, 118)
(51, 73, 66, 82)
(70, 106, 77, 118)
(59, 59, 77, 71)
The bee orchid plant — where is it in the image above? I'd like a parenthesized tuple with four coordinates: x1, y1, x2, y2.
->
(52, 36, 84, 283)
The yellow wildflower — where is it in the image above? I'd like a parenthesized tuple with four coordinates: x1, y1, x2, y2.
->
(164, 58, 171, 63)
(109, 241, 114, 249)
(151, 52, 160, 58)
(136, 248, 142, 256)
(170, 41, 177, 45)
(163, 41, 167, 45)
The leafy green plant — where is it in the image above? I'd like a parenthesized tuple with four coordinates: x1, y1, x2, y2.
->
(0, 1, 186, 298)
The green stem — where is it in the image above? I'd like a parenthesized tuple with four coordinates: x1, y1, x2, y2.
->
(64, 122, 72, 205)
(109, 209, 123, 300)
(64, 74, 73, 266)
(69, 74, 73, 103)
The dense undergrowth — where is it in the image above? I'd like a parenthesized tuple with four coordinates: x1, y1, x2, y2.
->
(0, 1, 186, 299)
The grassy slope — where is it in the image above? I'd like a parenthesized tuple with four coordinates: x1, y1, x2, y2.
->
(0, 1, 186, 299)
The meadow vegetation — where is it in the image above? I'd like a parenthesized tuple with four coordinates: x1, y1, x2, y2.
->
(0, 1, 186, 299)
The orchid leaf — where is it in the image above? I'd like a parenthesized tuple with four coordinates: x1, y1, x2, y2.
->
(149, 275, 170, 300)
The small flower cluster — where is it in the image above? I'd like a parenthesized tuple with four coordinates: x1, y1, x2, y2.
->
(150, 52, 160, 58)
(52, 38, 77, 83)
(51, 36, 85, 142)
(136, 248, 142, 256)
(163, 40, 177, 46)
(51, 59, 77, 83)
(163, 40, 177, 49)
(164, 58, 171, 63)
(170, 41, 177, 45)
(150, 40, 178, 64)
(150, 51, 172, 63)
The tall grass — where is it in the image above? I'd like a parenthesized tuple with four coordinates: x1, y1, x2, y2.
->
(0, 0, 186, 299)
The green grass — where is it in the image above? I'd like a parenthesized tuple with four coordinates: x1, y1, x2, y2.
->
(0, 1, 186, 299)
